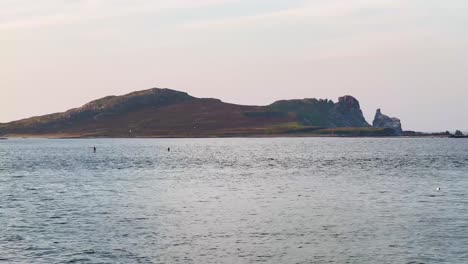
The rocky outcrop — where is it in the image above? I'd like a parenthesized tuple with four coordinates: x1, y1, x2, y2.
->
(449, 130, 468, 138)
(372, 109, 402, 135)
(269, 95, 370, 127)
(333, 96, 369, 127)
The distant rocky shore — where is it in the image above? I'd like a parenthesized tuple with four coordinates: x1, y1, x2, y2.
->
(0, 87, 464, 138)
(447, 130, 468, 138)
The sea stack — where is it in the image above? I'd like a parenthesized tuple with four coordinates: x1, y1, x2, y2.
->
(373, 109, 403, 135)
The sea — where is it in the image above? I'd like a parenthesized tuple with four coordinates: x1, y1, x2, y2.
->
(1, 138, 467, 264)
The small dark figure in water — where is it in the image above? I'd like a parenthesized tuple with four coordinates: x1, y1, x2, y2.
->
(93, 146, 96, 153)
(168, 147, 170, 152)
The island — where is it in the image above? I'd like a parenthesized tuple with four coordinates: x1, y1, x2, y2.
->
(0, 87, 458, 138)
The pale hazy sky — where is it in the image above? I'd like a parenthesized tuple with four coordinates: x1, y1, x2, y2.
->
(1, 0, 467, 131)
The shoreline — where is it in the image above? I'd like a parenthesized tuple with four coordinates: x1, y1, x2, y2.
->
(0, 134, 454, 140)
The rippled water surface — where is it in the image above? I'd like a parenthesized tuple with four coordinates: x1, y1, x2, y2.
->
(1, 138, 468, 263)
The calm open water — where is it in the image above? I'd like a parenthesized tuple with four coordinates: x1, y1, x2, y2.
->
(1, 138, 468, 264)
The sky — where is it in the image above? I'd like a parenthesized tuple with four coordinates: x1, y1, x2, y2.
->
(1, 0, 467, 131)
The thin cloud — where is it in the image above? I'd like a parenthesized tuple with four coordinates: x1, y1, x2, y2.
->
(0, 0, 238, 30)
(182, 0, 403, 29)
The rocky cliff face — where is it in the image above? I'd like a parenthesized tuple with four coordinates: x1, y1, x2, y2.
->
(333, 96, 369, 127)
(372, 109, 402, 135)
(268, 95, 369, 128)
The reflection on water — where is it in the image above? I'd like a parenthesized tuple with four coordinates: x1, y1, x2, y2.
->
(1, 138, 468, 263)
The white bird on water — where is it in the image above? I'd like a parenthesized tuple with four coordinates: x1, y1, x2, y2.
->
(436, 187, 441, 191)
